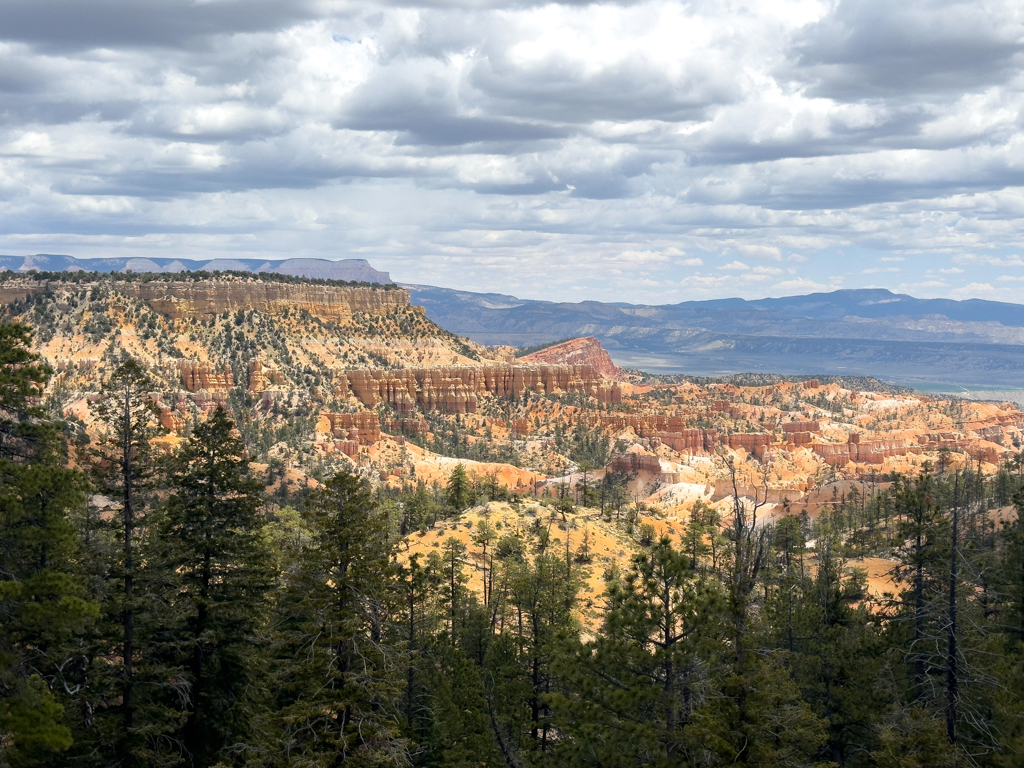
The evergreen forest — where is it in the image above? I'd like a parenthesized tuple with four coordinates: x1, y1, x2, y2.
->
(5, 318, 1024, 768)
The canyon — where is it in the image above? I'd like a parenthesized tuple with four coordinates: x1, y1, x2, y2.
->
(3, 269, 1023, 528)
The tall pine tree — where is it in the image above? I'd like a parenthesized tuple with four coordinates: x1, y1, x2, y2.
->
(0, 322, 95, 767)
(267, 470, 407, 767)
(158, 407, 275, 767)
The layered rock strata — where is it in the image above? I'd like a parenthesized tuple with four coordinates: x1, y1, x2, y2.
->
(335, 363, 622, 413)
(179, 360, 235, 391)
(609, 453, 663, 475)
(121, 280, 410, 322)
(323, 412, 382, 445)
(587, 414, 719, 453)
(518, 336, 621, 379)
(247, 358, 286, 392)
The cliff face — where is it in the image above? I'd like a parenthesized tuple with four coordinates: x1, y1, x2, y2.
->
(120, 280, 409, 322)
(519, 336, 621, 379)
(332, 363, 623, 414)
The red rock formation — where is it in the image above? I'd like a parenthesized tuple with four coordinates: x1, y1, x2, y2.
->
(518, 336, 621, 379)
(323, 412, 381, 445)
(783, 420, 820, 434)
(159, 408, 185, 433)
(587, 414, 718, 453)
(385, 415, 429, 436)
(849, 437, 910, 464)
(247, 358, 286, 393)
(811, 443, 852, 466)
(334, 363, 622, 413)
(727, 433, 772, 452)
(609, 453, 662, 475)
(179, 360, 234, 391)
(121, 280, 409, 322)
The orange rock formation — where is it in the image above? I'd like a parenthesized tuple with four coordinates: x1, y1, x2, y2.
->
(519, 336, 621, 379)
(179, 360, 235, 391)
(121, 280, 409, 322)
(335, 363, 622, 413)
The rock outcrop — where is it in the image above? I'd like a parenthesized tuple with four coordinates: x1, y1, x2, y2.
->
(609, 453, 663, 475)
(519, 337, 621, 379)
(247, 358, 286, 393)
(121, 280, 410, 322)
(783, 420, 820, 434)
(179, 360, 235, 391)
(587, 414, 719, 453)
(323, 412, 382, 445)
(335, 363, 622, 413)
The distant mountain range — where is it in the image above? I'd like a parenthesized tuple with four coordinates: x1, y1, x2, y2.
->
(0, 254, 391, 284)
(4, 253, 1023, 386)
(405, 285, 1024, 388)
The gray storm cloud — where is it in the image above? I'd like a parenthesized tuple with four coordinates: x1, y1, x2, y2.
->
(1, 0, 1023, 301)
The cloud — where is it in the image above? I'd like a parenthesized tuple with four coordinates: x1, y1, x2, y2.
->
(0, 0, 1022, 301)
(862, 266, 900, 274)
(605, 249, 671, 264)
(791, 0, 1024, 99)
(737, 244, 782, 261)
(770, 278, 835, 294)
(952, 254, 1024, 267)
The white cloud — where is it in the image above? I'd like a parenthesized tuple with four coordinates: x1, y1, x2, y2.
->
(770, 278, 834, 294)
(0, 0, 1022, 301)
(738, 244, 783, 261)
(953, 254, 1024, 267)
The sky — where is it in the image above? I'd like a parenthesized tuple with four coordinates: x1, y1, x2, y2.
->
(1, 0, 1024, 303)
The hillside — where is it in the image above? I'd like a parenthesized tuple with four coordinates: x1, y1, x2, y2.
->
(6, 271, 1024, 766)
(407, 284, 1024, 386)
(3, 270, 1023, 523)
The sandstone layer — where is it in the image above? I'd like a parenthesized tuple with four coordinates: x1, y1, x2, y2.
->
(120, 280, 410, 322)
(334, 363, 622, 413)
(519, 336, 622, 379)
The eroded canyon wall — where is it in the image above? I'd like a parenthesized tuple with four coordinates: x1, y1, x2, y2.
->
(122, 280, 410, 322)
(332, 363, 622, 413)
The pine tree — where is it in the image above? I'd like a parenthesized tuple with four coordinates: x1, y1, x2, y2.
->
(0, 322, 96, 766)
(550, 537, 714, 767)
(87, 357, 175, 766)
(501, 550, 582, 758)
(446, 464, 472, 513)
(158, 407, 275, 767)
(784, 512, 883, 766)
(267, 470, 408, 767)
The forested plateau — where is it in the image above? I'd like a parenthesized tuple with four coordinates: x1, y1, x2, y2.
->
(3, 270, 1024, 767)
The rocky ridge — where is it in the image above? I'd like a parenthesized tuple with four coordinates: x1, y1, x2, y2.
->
(519, 336, 622, 379)
(4, 271, 1024, 528)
